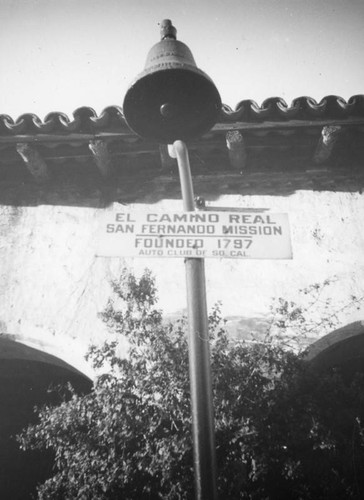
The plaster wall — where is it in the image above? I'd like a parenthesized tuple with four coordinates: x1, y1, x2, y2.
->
(0, 187, 363, 377)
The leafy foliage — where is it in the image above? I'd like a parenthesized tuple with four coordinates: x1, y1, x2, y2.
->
(18, 269, 364, 499)
(264, 277, 364, 351)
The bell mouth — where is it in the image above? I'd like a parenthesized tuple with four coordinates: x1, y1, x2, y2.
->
(123, 67, 221, 143)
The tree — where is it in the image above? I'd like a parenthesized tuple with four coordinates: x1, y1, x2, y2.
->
(18, 269, 364, 499)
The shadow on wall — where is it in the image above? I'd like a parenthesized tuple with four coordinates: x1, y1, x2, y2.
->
(0, 337, 92, 500)
(1, 163, 364, 208)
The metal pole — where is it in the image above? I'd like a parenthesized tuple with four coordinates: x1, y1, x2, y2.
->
(171, 140, 218, 500)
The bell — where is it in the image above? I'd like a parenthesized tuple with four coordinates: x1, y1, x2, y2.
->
(123, 20, 221, 143)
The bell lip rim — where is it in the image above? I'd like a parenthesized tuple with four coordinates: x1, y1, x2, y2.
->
(122, 107, 221, 143)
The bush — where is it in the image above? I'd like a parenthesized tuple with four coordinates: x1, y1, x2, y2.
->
(18, 269, 364, 499)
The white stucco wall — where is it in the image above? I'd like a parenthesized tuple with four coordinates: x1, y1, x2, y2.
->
(1, 188, 363, 376)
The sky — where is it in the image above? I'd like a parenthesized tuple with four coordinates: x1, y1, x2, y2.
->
(1, 0, 363, 120)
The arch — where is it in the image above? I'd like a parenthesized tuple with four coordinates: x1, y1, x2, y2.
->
(305, 321, 364, 377)
(0, 337, 92, 499)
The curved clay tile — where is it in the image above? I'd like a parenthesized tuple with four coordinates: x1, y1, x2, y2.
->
(347, 95, 364, 115)
(0, 113, 44, 134)
(42, 112, 73, 133)
(71, 107, 98, 133)
(0, 114, 16, 135)
(274, 98, 300, 119)
(90, 105, 125, 130)
(220, 99, 262, 122)
(1, 96, 364, 136)
(318, 95, 350, 118)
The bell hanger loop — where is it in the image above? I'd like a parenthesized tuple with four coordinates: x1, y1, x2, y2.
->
(160, 19, 177, 40)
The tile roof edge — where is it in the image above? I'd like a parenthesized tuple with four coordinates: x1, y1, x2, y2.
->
(1, 95, 363, 136)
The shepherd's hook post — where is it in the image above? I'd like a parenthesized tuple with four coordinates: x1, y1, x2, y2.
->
(169, 140, 218, 500)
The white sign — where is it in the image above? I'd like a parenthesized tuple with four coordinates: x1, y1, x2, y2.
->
(96, 211, 292, 259)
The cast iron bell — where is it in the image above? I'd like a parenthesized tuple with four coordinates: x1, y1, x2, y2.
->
(123, 20, 221, 143)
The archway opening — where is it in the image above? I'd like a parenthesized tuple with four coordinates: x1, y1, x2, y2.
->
(305, 321, 364, 380)
(0, 338, 92, 499)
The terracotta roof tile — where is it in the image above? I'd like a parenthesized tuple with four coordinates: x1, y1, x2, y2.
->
(1, 96, 363, 136)
(220, 95, 364, 122)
